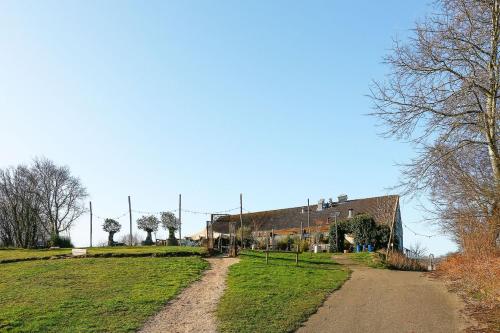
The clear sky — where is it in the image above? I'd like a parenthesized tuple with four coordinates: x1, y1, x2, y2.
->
(0, 1, 457, 255)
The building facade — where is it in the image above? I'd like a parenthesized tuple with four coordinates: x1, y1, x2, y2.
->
(212, 194, 404, 250)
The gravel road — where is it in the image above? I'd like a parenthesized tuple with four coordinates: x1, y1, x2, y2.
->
(138, 257, 239, 333)
(297, 255, 469, 333)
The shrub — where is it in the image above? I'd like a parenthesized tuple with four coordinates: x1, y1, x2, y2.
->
(254, 237, 268, 249)
(350, 214, 376, 245)
(374, 224, 391, 249)
(386, 251, 426, 271)
(49, 234, 74, 248)
(300, 239, 310, 252)
(437, 252, 499, 309)
(434, 225, 500, 331)
(236, 226, 253, 247)
(328, 220, 349, 252)
(276, 237, 290, 250)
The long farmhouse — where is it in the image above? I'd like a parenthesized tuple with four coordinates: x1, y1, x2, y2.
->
(212, 194, 403, 250)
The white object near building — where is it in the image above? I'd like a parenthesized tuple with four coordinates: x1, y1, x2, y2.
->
(72, 248, 87, 256)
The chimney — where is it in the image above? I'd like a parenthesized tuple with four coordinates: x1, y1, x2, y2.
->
(338, 194, 348, 203)
(348, 208, 354, 218)
(317, 199, 325, 211)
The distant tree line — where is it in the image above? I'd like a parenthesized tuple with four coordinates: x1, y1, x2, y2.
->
(0, 158, 87, 248)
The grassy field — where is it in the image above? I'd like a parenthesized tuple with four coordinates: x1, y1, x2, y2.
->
(0, 257, 209, 333)
(347, 252, 387, 269)
(217, 251, 349, 333)
(0, 246, 206, 263)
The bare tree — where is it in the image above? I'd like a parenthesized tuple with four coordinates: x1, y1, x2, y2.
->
(371, 0, 500, 243)
(0, 165, 43, 248)
(409, 242, 428, 259)
(119, 232, 142, 246)
(428, 144, 497, 249)
(32, 158, 87, 238)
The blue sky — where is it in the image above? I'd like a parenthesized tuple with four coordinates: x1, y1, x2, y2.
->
(0, 1, 457, 255)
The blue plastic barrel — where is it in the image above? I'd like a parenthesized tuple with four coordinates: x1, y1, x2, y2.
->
(356, 244, 362, 253)
(362, 244, 367, 252)
(368, 244, 374, 252)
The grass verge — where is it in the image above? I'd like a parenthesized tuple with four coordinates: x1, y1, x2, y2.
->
(346, 252, 387, 269)
(0, 257, 208, 332)
(217, 251, 349, 333)
(0, 246, 206, 263)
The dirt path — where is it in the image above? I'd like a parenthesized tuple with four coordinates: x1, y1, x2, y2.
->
(297, 256, 469, 333)
(139, 257, 239, 333)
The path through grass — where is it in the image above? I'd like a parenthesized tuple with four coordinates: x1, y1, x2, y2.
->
(217, 251, 349, 333)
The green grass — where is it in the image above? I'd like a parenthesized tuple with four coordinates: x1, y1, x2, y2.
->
(347, 252, 387, 268)
(217, 251, 349, 333)
(88, 246, 206, 256)
(0, 248, 71, 260)
(0, 257, 209, 333)
(0, 246, 206, 263)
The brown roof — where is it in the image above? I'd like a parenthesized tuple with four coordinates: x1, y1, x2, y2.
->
(212, 195, 399, 234)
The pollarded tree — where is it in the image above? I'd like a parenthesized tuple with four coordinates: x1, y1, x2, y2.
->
(160, 211, 179, 245)
(137, 215, 159, 245)
(103, 218, 121, 246)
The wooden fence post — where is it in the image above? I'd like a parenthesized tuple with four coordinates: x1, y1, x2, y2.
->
(266, 234, 269, 264)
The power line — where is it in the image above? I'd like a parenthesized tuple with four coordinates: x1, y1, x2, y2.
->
(131, 209, 174, 215)
(403, 223, 439, 238)
(93, 211, 128, 221)
(181, 207, 240, 215)
(130, 207, 241, 216)
(90, 205, 241, 220)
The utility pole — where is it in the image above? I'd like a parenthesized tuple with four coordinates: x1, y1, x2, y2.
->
(298, 199, 304, 262)
(239, 193, 243, 249)
(307, 198, 310, 234)
(89, 201, 93, 248)
(178, 194, 182, 246)
(128, 196, 132, 246)
(206, 220, 210, 251)
(335, 213, 338, 253)
(331, 211, 340, 253)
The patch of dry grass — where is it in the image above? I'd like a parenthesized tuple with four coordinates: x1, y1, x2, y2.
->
(436, 252, 500, 332)
(386, 251, 427, 271)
